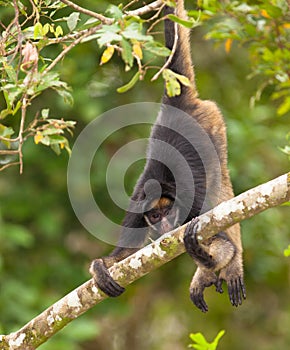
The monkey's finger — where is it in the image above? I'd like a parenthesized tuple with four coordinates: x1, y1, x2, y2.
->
(90, 259, 125, 297)
(184, 218, 199, 243)
(190, 289, 208, 313)
(228, 280, 238, 307)
(215, 279, 224, 294)
(101, 279, 126, 298)
(239, 276, 247, 300)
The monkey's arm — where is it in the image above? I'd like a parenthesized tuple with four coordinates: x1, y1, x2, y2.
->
(90, 210, 148, 297)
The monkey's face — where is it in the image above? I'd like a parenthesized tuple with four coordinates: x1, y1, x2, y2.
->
(144, 197, 180, 236)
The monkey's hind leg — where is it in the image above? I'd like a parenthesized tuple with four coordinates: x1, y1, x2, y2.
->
(184, 219, 219, 312)
(184, 218, 238, 312)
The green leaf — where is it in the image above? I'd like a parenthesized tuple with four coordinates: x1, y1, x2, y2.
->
(121, 38, 133, 68)
(2, 61, 17, 82)
(117, 71, 140, 93)
(42, 23, 50, 36)
(162, 69, 181, 97)
(41, 109, 49, 119)
(0, 124, 14, 137)
(122, 22, 153, 41)
(54, 25, 63, 38)
(66, 12, 80, 32)
(212, 330, 225, 349)
(170, 71, 192, 87)
(56, 89, 74, 106)
(189, 330, 225, 350)
(96, 24, 122, 47)
(167, 14, 195, 28)
(143, 41, 171, 57)
(277, 96, 290, 116)
(34, 22, 43, 39)
(284, 245, 290, 257)
(106, 4, 123, 19)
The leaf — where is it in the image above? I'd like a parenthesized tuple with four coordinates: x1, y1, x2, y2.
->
(106, 4, 123, 19)
(121, 38, 133, 68)
(167, 14, 195, 28)
(56, 89, 74, 106)
(162, 69, 181, 97)
(211, 330, 225, 349)
(117, 71, 140, 93)
(162, 69, 186, 97)
(189, 330, 225, 350)
(96, 24, 122, 47)
(133, 42, 143, 60)
(54, 25, 63, 38)
(100, 46, 115, 65)
(34, 22, 43, 39)
(42, 23, 50, 36)
(260, 9, 271, 19)
(277, 96, 290, 116)
(34, 132, 44, 144)
(122, 22, 153, 41)
(284, 245, 290, 257)
(170, 70, 192, 87)
(41, 108, 49, 119)
(0, 124, 14, 137)
(66, 12, 80, 32)
(143, 41, 171, 57)
(225, 38, 233, 53)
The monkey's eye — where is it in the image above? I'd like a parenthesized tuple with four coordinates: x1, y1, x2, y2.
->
(149, 212, 161, 224)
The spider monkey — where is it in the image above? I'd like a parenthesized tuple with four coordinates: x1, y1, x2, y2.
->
(90, 0, 246, 312)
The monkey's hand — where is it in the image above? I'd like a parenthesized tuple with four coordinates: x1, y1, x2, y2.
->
(90, 259, 125, 297)
(183, 218, 215, 269)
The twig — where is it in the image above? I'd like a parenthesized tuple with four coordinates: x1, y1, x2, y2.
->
(0, 162, 20, 172)
(18, 95, 27, 174)
(151, 21, 178, 81)
(125, 0, 163, 17)
(0, 150, 19, 155)
(43, 26, 101, 74)
(60, 0, 113, 25)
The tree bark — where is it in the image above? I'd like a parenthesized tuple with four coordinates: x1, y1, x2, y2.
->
(0, 172, 289, 350)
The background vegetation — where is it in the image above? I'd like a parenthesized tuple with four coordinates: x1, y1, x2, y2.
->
(0, 1, 289, 349)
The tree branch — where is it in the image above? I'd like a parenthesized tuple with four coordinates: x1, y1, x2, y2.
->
(0, 172, 289, 349)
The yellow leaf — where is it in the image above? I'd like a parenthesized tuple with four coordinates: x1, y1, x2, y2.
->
(282, 23, 290, 29)
(225, 38, 233, 53)
(34, 132, 43, 144)
(133, 42, 143, 60)
(100, 46, 115, 65)
(60, 142, 65, 149)
(261, 10, 271, 18)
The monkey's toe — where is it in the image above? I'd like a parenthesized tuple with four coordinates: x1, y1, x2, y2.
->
(227, 276, 246, 307)
(184, 218, 215, 269)
(90, 259, 125, 297)
(190, 288, 208, 313)
(215, 279, 224, 294)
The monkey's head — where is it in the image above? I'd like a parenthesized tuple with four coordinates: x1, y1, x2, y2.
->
(143, 196, 180, 237)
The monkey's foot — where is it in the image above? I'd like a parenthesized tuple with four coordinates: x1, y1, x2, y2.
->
(184, 218, 215, 269)
(189, 269, 218, 313)
(190, 287, 209, 313)
(226, 276, 246, 307)
(90, 259, 125, 297)
(218, 269, 246, 307)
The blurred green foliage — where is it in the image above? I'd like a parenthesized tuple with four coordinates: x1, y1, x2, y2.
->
(0, 1, 290, 349)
